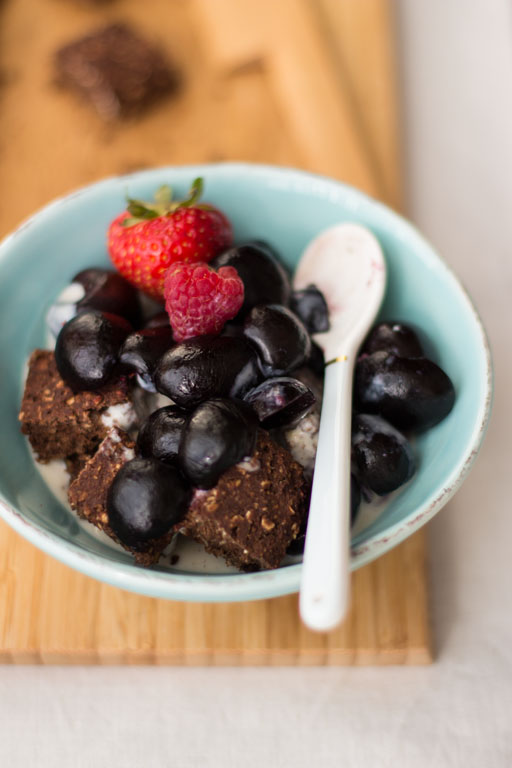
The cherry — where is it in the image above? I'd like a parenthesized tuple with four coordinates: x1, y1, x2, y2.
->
(107, 458, 190, 548)
(119, 327, 174, 392)
(290, 285, 329, 334)
(55, 310, 131, 390)
(352, 414, 415, 495)
(137, 405, 188, 464)
(243, 304, 311, 377)
(211, 242, 291, 315)
(354, 351, 455, 431)
(244, 377, 315, 428)
(154, 335, 261, 408)
(179, 399, 258, 489)
(361, 322, 424, 359)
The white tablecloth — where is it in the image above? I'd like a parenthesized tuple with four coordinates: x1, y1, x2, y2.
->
(1, 2, 511, 765)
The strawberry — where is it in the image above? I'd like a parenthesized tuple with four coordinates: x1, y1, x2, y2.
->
(107, 178, 233, 300)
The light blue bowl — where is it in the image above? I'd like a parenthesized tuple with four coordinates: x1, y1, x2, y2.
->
(0, 164, 492, 602)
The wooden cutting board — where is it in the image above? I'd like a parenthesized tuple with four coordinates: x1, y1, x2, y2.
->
(0, 0, 432, 664)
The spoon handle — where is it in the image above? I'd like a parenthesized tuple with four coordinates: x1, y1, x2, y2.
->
(299, 356, 354, 632)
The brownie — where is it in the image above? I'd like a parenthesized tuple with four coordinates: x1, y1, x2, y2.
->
(19, 349, 135, 462)
(54, 23, 180, 120)
(68, 428, 173, 565)
(65, 453, 93, 480)
(179, 431, 309, 571)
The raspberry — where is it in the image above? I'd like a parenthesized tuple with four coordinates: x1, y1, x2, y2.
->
(164, 262, 244, 341)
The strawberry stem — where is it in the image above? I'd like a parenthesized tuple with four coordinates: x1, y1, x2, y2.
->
(122, 178, 205, 227)
(175, 177, 203, 209)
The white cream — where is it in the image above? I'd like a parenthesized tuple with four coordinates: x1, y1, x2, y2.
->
(46, 282, 86, 338)
(101, 402, 138, 431)
(284, 410, 320, 477)
(236, 456, 261, 473)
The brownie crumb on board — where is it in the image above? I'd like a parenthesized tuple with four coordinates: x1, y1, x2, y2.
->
(68, 427, 173, 566)
(180, 431, 309, 571)
(54, 23, 180, 120)
(19, 349, 133, 463)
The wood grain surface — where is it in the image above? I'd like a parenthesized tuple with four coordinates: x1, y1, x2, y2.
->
(0, 0, 432, 665)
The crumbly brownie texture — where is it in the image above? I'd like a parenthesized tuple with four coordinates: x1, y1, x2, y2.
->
(65, 453, 93, 480)
(180, 431, 309, 571)
(19, 349, 132, 462)
(55, 23, 180, 120)
(68, 428, 172, 566)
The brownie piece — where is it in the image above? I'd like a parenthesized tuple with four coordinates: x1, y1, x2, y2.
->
(54, 23, 180, 120)
(19, 349, 135, 462)
(68, 428, 172, 566)
(65, 453, 93, 480)
(180, 431, 308, 571)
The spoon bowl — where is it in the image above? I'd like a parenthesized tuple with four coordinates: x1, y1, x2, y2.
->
(294, 224, 387, 631)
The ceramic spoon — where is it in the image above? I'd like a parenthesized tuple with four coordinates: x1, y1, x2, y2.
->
(294, 223, 386, 632)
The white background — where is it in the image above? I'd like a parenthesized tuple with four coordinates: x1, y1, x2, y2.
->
(1, 1, 511, 765)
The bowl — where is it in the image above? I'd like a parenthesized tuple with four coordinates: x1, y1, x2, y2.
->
(0, 163, 492, 602)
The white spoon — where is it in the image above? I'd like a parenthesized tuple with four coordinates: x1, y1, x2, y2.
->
(294, 223, 387, 632)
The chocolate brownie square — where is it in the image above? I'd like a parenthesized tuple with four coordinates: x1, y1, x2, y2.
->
(68, 427, 173, 565)
(180, 431, 308, 571)
(19, 349, 136, 462)
(55, 23, 180, 120)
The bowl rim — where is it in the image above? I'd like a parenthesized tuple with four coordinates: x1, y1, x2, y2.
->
(0, 162, 493, 602)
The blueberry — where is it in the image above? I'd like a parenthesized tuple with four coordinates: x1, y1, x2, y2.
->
(243, 304, 312, 377)
(290, 285, 329, 334)
(244, 377, 315, 429)
(119, 326, 175, 392)
(55, 310, 131, 390)
(137, 405, 188, 464)
(154, 335, 261, 408)
(179, 399, 258, 489)
(211, 243, 291, 315)
(354, 351, 455, 431)
(361, 322, 424, 358)
(107, 458, 190, 549)
(352, 414, 415, 495)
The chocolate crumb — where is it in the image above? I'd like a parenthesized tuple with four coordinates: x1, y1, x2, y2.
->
(54, 23, 180, 120)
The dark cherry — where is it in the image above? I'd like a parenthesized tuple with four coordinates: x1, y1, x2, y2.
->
(137, 405, 188, 464)
(290, 285, 329, 334)
(352, 414, 415, 495)
(154, 335, 261, 408)
(220, 320, 244, 338)
(243, 304, 312, 377)
(307, 339, 326, 377)
(211, 242, 291, 315)
(361, 322, 424, 359)
(350, 474, 361, 524)
(47, 268, 140, 337)
(55, 309, 131, 390)
(119, 326, 175, 392)
(107, 458, 190, 548)
(74, 268, 141, 327)
(244, 377, 315, 429)
(144, 311, 170, 330)
(179, 399, 258, 489)
(354, 351, 455, 431)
